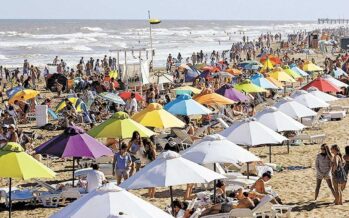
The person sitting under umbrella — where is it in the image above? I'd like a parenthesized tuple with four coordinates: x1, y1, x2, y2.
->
(86, 163, 107, 192)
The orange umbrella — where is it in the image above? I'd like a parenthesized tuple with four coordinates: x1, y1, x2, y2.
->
(193, 88, 235, 106)
(226, 68, 242, 76)
(201, 66, 220, 72)
(260, 55, 281, 65)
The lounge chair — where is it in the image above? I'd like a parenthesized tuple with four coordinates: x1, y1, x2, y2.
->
(289, 133, 326, 145)
(322, 110, 346, 120)
(172, 125, 210, 146)
(0, 189, 35, 207)
(301, 109, 327, 129)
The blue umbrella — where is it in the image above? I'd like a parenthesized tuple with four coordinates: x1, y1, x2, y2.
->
(6, 86, 24, 99)
(164, 94, 212, 116)
(291, 66, 308, 77)
(185, 66, 201, 82)
(251, 74, 279, 89)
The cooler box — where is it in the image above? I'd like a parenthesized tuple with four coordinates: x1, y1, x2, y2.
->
(36, 105, 48, 127)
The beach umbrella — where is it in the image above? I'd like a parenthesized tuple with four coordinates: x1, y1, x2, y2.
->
(213, 71, 233, 78)
(260, 55, 281, 65)
(119, 91, 143, 101)
(51, 183, 173, 218)
(291, 66, 308, 77)
(215, 84, 249, 102)
(260, 58, 274, 72)
(193, 88, 235, 106)
(6, 86, 24, 99)
(269, 69, 296, 83)
(184, 66, 201, 82)
(132, 103, 185, 129)
(266, 77, 284, 88)
(120, 150, 225, 213)
(303, 62, 323, 72)
(290, 90, 329, 109)
(164, 94, 212, 116)
(225, 68, 242, 76)
(238, 61, 262, 70)
(35, 126, 113, 186)
(323, 75, 349, 88)
(98, 92, 125, 105)
(8, 89, 40, 105)
(332, 68, 348, 79)
(181, 134, 259, 200)
(201, 66, 220, 72)
(301, 77, 341, 93)
(255, 107, 305, 132)
(0, 142, 55, 218)
(283, 68, 302, 79)
(173, 86, 202, 95)
(55, 97, 87, 113)
(182, 134, 260, 165)
(234, 79, 267, 93)
(274, 97, 317, 119)
(307, 87, 338, 102)
(251, 73, 279, 89)
(219, 118, 287, 163)
(88, 112, 155, 139)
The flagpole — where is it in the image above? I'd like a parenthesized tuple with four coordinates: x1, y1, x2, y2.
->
(148, 10, 153, 72)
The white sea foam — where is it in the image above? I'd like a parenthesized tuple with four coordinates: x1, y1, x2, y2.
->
(72, 45, 93, 51)
(0, 55, 8, 60)
(81, 27, 103, 32)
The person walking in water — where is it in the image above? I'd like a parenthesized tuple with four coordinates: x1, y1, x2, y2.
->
(315, 144, 335, 201)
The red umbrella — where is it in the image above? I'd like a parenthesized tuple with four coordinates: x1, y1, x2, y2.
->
(202, 66, 220, 72)
(119, 91, 143, 101)
(301, 77, 341, 92)
(260, 55, 281, 65)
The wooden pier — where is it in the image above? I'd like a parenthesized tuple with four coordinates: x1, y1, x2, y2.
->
(318, 18, 349, 24)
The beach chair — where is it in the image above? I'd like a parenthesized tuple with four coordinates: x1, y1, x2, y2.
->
(0, 189, 35, 207)
(217, 118, 229, 129)
(289, 133, 326, 144)
(271, 204, 294, 218)
(302, 109, 327, 129)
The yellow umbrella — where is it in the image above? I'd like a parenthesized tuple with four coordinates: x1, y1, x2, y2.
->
(194, 88, 235, 105)
(9, 89, 39, 105)
(56, 97, 85, 113)
(260, 59, 274, 72)
(0, 142, 55, 217)
(109, 70, 118, 79)
(283, 68, 301, 79)
(173, 86, 202, 95)
(88, 112, 155, 139)
(303, 62, 323, 72)
(269, 69, 296, 83)
(266, 77, 284, 88)
(132, 103, 185, 129)
(234, 79, 267, 93)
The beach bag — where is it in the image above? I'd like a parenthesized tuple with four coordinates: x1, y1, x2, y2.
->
(334, 164, 347, 184)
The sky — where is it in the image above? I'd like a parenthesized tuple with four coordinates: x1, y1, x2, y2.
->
(0, 0, 347, 20)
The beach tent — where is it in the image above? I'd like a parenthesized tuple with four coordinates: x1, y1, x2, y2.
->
(255, 107, 305, 132)
(51, 183, 173, 218)
(88, 112, 155, 139)
(273, 97, 317, 119)
(119, 91, 143, 101)
(120, 150, 224, 212)
(303, 62, 323, 72)
(184, 66, 201, 82)
(164, 94, 212, 116)
(301, 77, 341, 93)
(290, 90, 329, 109)
(9, 89, 40, 105)
(251, 73, 278, 89)
(215, 84, 249, 102)
(260, 54, 281, 65)
(0, 142, 55, 217)
(291, 66, 308, 77)
(55, 97, 87, 113)
(46, 73, 67, 92)
(193, 88, 235, 106)
(323, 75, 348, 88)
(307, 87, 338, 102)
(234, 79, 267, 93)
(132, 103, 185, 129)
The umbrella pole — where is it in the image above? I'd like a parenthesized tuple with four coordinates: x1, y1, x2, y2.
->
(170, 186, 174, 216)
(8, 178, 12, 218)
(269, 145, 272, 163)
(72, 157, 75, 187)
(287, 140, 290, 154)
(246, 146, 250, 179)
(213, 163, 217, 203)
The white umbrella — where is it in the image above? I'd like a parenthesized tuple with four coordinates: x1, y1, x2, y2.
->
(219, 118, 287, 163)
(182, 134, 260, 164)
(290, 90, 329, 109)
(307, 87, 338, 102)
(255, 106, 305, 132)
(120, 150, 225, 210)
(323, 75, 349, 88)
(274, 97, 317, 119)
(51, 183, 173, 218)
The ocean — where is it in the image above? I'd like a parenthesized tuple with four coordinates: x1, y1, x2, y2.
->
(0, 19, 346, 68)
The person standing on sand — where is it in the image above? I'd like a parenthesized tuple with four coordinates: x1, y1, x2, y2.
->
(342, 146, 349, 190)
(331, 144, 347, 205)
(315, 144, 336, 200)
